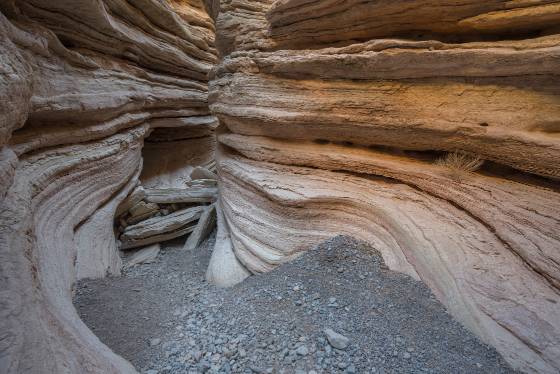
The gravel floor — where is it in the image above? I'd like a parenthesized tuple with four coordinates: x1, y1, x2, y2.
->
(74, 234, 516, 374)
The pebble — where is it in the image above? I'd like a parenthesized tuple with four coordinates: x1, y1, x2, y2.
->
(75, 235, 516, 374)
(324, 328, 350, 350)
(296, 345, 309, 356)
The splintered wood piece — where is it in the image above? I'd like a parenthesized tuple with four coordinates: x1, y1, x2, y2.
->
(183, 203, 216, 250)
(144, 187, 217, 204)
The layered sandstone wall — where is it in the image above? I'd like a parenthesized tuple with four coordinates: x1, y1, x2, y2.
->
(207, 1, 560, 373)
(1, 1, 559, 373)
(0, 1, 215, 372)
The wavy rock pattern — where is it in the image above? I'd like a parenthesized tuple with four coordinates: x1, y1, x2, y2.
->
(1, 0, 559, 373)
(0, 1, 215, 372)
(207, 1, 560, 373)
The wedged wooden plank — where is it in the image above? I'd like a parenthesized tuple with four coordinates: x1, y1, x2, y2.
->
(190, 166, 217, 180)
(120, 223, 198, 250)
(115, 186, 145, 217)
(126, 211, 157, 226)
(206, 160, 217, 173)
(122, 206, 204, 241)
(119, 216, 128, 229)
(144, 187, 217, 204)
(189, 179, 218, 187)
(129, 201, 159, 218)
(183, 203, 217, 251)
(126, 201, 160, 225)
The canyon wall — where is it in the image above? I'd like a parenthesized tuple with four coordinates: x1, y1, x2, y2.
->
(207, 1, 560, 373)
(0, 1, 215, 372)
(1, 1, 559, 373)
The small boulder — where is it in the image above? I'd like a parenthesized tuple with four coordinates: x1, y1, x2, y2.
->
(296, 345, 309, 356)
(190, 166, 217, 181)
(125, 244, 160, 268)
(324, 328, 350, 350)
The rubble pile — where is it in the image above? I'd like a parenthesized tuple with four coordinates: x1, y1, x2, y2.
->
(116, 167, 218, 263)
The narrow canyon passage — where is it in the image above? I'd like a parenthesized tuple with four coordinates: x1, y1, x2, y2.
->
(74, 236, 514, 374)
(1, 1, 559, 374)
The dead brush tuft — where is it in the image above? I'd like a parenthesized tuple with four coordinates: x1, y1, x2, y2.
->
(435, 151, 484, 181)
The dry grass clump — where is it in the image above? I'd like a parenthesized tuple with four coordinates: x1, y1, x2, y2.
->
(435, 151, 484, 181)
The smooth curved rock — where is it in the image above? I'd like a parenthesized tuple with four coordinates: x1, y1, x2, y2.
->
(215, 151, 560, 373)
(0, 1, 216, 372)
(75, 165, 143, 280)
(207, 1, 560, 373)
(206, 203, 251, 287)
(1, 129, 145, 374)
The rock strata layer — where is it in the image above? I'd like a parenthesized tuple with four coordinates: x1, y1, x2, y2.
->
(207, 1, 560, 373)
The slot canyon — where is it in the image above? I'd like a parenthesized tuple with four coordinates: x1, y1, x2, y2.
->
(0, 1, 559, 373)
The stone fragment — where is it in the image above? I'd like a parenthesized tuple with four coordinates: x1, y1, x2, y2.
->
(189, 178, 218, 187)
(119, 216, 128, 229)
(129, 201, 158, 217)
(295, 345, 309, 356)
(183, 204, 217, 251)
(150, 338, 161, 347)
(126, 201, 160, 225)
(324, 329, 350, 350)
(190, 166, 217, 181)
(115, 186, 145, 217)
(125, 244, 160, 268)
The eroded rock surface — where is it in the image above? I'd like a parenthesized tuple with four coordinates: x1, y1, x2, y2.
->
(1, 1, 559, 373)
(207, 1, 560, 373)
(0, 1, 215, 372)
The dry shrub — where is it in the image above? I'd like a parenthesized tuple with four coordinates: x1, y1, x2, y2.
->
(435, 151, 484, 181)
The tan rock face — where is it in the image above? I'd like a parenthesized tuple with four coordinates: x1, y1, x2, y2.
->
(1, 1, 559, 373)
(207, 1, 560, 373)
(0, 1, 216, 372)
(267, 0, 560, 48)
